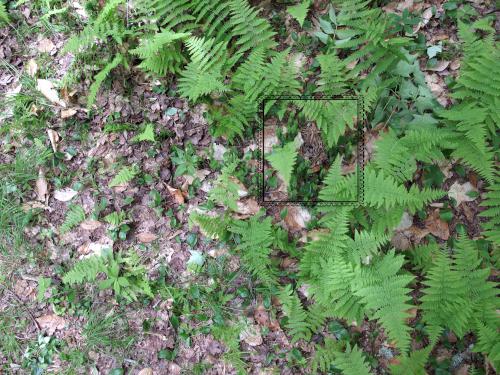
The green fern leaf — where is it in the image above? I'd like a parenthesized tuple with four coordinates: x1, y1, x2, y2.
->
(287, 0, 310, 27)
(266, 141, 298, 189)
(87, 54, 124, 108)
(109, 165, 139, 187)
(132, 124, 155, 143)
(60, 205, 85, 234)
(62, 255, 105, 284)
(0, 1, 9, 24)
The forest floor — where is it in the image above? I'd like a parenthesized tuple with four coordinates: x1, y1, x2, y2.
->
(0, 0, 498, 374)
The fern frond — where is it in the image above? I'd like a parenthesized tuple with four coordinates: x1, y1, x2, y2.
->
(0, 1, 9, 24)
(334, 344, 372, 375)
(315, 52, 349, 95)
(278, 285, 312, 343)
(62, 255, 105, 284)
(208, 161, 242, 210)
(390, 346, 432, 375)
(191, 212, 231, 240)
(60, 205, 85, 234)
(266, 141, 298, 190)
(479, 174, 500, 246)
(178, 36, 229, 101)
(109, 164, 139, 187)
(88, 54, 124, 108)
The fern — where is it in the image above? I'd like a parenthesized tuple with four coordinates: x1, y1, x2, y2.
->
(109, 164, 139, 187)
(60, 205, 85, 234)
(278, 285, 312, 343)
(473, 320, 500, 371)
(178, 36, 230, 101)
(420, 237, 498, 339)
(312, 337, 339, 374)
(228, 214, 278, 287)
(131, 29, 189, 75)
(62, 255, 105, 284)
(0, 1, 9, 24)
(315, 52, 349, 95)
(190, 212, 231, 241)
(208, 161, 241, 210)
(334, 344, 372, 375)
(266, 141, 298, 190)
(132, 123, 155, 143)
(479, 173, 500, 246)
(390, 346, 432, 375)
(287, 0, 310, 27)
(87, 54, 124, 108)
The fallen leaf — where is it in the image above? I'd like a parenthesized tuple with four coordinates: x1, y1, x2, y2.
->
(36, 79, 66, 107)
(235, 198, 260, 216)
(212, 143, 227, 161)
(167, 185, 185, 204)
(414, 7, 433, 32)
(71, 1, 88, 19)
(35, 168, 48, 202)
(37, 38, 55, 53)
(61, 108, 77, 119)
(427, 60, 449, 72)
(254, 305, 269, 327)
(240, 324, 263, 347)
(36, 314, 66, 335)
(284, 206, 311, 231)
(448, 181, 478, 206)
(263, 126, 279, 154)
(136, 232, 158, 243)
(425, 209, 449, 240)
(26, 59, 38, 77)
(54, 188, 78, 202)
(80, 220, 102, 231)
(230, 176, 248, 197)
(395, 212, 413, 231)
(22, 201, 53, 212)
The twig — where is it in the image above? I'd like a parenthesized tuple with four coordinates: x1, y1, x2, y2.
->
(0, 284, 41, 332)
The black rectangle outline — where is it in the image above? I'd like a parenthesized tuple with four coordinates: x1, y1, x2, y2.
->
(257, 95, 365, 207)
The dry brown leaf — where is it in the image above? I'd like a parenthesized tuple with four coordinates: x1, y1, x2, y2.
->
(254, 305, 269, 327)
(37, 38, 55, 53)
(448, 181, 477, 206)
(239, 324, 263, 347)
(229, 176, 248, 197)
(36, 314, 66, 335)
(414, 7, 433, 32)
(427, 60, 450, 72)
(167, 185, 185, 204)
(235, 198, 260, 216)
(136, 232, 158, 243)
(61, 108, 77, 119)
(26, 59, 38, 77)
(22, 201, 52, 212)
(284, 206, 311, 231)
(54, 188, 77, 202)
(35, 168, 48, 202)
(263, 126, 279, 153)
(37, 79, 66, 107)
(425, 209, 449, 240)
(80, 220, 102, 231)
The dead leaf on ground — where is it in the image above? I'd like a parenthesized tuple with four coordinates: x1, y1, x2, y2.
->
(426, 61, 450, 72)
(136, 232, 158, 243)
(22, 201, 53, 212)
(80, 220, 102, 231)
(37, 38, 55, 53)
(36, 314, 66, 335)
(167, 184, 185, 204)
(254, 305, 269, 327)
(425, 209, 449, 240)
(35, 168, 48, 202)
(26, 59, 38, 77)
(61, 108, 77, 119)
(448, 181, 478, 206)
(414, 7, 433, 32)
(234, 198, 260, 217)
(54, 188, 78, 202)
(37, 79, 66, 107)
(284, 206, 311, 231)
(240, 323, 263, 347)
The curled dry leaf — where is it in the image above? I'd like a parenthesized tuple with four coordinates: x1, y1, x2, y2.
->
(235, 198, 260, 216)
(37, 38, 55, 53)
(240, 323, 263, 347)
(136, 232, 158, 243)
(36, 314, 66, 335)
(448, 181, 478, 206)
(264, 125, 279, 153)
(212, 143, 227, 161)
(424, 209, 449, 240)
(80, 220, 102, 231)
(54, 188, 78, 202)
(167, 184, 185, 204)
(61, 108, 77, 119)
(23, 201, 53, 212)
(36, 79, 66, 107)
(284, 206, 311, 231)
(229, 176, 248, 197)
(427, 60, 450, 72)
(26, 59, 38, 77)
(35, 168, 48, 202)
